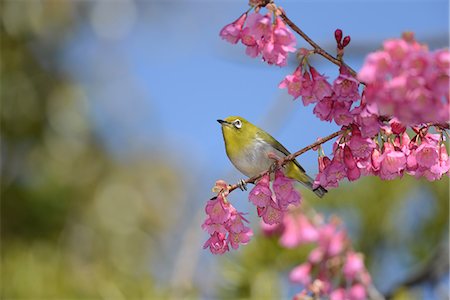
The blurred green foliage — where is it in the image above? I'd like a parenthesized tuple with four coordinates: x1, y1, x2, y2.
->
(1, 1, 187, 298)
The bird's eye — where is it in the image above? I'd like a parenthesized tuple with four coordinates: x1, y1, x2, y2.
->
(233, 119, 242, 129)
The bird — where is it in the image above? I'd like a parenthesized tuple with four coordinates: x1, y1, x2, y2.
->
(217, 116, 327, 198)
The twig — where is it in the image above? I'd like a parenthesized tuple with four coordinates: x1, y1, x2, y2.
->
(279, 12, 359, 78)
(220, 128, 346, 196)
(283, 128, 345, 163)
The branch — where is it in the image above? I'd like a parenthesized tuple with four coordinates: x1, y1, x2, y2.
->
(221, 128, 346, 196)
(279, 12, 359, 78)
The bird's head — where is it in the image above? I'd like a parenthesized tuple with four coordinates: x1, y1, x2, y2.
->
(217, 116, 258, 148)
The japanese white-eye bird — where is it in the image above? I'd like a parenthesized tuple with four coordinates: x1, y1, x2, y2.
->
(218, 116, 327, 198)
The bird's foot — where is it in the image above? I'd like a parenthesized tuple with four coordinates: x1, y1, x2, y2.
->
(268, 152, 285, 175)
(237, 179, 247, 191)
(267, 152, 282, 163)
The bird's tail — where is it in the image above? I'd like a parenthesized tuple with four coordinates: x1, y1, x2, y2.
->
(303, 174, 327, 198)
(285, 162, 327, 198)
(312, 182, 328, 198)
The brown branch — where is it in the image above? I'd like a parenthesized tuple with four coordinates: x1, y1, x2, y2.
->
(279, 12, 359, 78)
(222, 128, 346, 196)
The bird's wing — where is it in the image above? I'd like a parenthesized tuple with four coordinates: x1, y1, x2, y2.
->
(256, 130, 307, 173)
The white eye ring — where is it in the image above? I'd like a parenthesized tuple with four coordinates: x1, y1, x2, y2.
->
(233, 119, 242, 129)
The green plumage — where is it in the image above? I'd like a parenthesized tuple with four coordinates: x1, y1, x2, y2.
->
(218, 116, 326, 198)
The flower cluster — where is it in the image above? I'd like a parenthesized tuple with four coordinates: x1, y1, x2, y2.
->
(220, 10, 297, 67)
(314, 124, 449, 189)
(249, 170, 301, 225)
(280, 64, 362, 128)
(359, 34, 450, 126)
(262, 212, 371, 299)
(202, 171, 302, 254)
(202, 181, 253, 254)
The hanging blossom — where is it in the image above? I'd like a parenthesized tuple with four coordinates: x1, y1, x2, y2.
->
(313, 123, 450, 190)
(261, 211, 372, 299)
(358, 33, 450, 126)
(202, 180, 253, 254)
(280, 32, 449, 143)
(203, 171, 302, 254)
(219, 9, 297, 67)
(249, 170, 302, 225)
(277, 31, 449, 190)
(280, 63, 361, 128)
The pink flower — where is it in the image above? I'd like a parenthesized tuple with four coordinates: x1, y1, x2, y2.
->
(333, 66, 360, 103)
(352, 102, 382, 138)
(243, 13, 297, 66)
(258, 202, 284, 225)
(273, 17, 296, 53)
(261, 17, 296, 66)
(290, 262, 312, 286)
(248, 174, 272, 207)
(219, 13, 247, 44)
(328, 231, 346, 257)
(309, 66, 333, 102)
(438, 144, 450, 173)
(318, 155, 332, 172)
(330, 288, 346, 300)
(203, 181, 253, 254)
(358, 51, 391, 83)
(227, 210, 249, 233)
(316, 223, 346, 257)
(415, 141, 439, 168)
(201, 218, 227, 235)
(299, 70, 315, 104)
(383, 38, 410, 61)
(332, 102, 353, 126)
(241, 27, 260, 58)
(343, 251, 365, 281)
(371, 147, 382, 173)
(205, 196, 231, 224)
(313, 96, 334, 122)
(315, 149, 347, 189)
(344, 145, 361, 181)
(203, 232, 229, 254)
(260, 221, 284, 236)
(378, 143, 406, 180)
(278, 212, 373, 298)
(413, 142, 450, 181)
(348, 284, 367, 300)
(279, 69, 303, 99)
(228, 227, 253, 249)
(280, 213, 319, 248)
(273, 170, 301, 210)
(246, 12, 272, 39)
(389, 118, 406, 134)
(348, 134, 376, 159)
(358, 35, 450, 125)
(308, 247, 324, 264)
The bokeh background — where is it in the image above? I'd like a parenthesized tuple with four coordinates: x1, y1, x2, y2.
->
(1, 0, 449, 299)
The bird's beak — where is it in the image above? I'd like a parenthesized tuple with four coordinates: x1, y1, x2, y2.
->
(217, 119, 229, 125)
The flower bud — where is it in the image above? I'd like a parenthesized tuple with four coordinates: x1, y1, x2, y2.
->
(342, 36, 351, 48)
(343, 145, 357, 169)
(335, 29, 343, 44)
(318, 155, 332, 172)
(390, 118, 406, 134)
